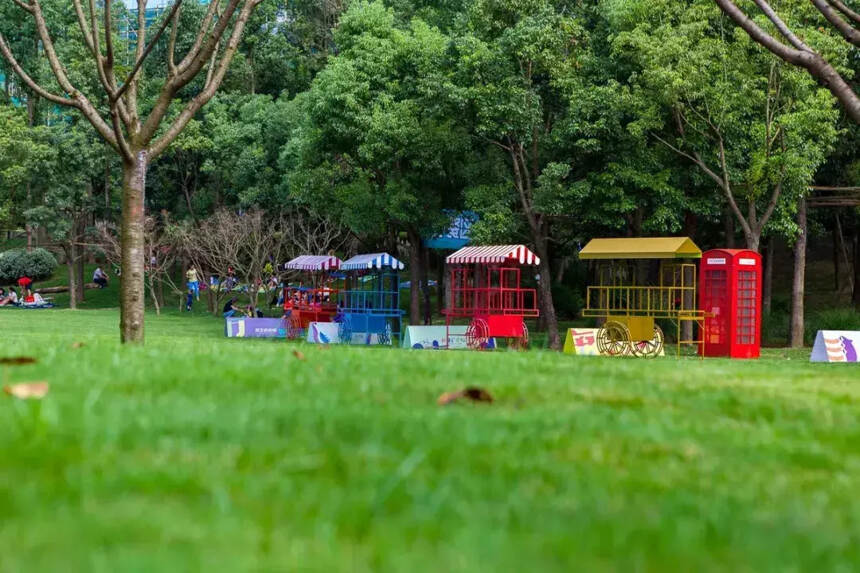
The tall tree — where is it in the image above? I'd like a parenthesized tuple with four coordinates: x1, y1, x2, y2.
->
(451, 0, 595, 348)
(0, 0, 264, 342)
(284, 1, 469, 325)
(613, 0, 841, 251)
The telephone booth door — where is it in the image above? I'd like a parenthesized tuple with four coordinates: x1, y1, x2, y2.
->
(700, 249, 762, 359)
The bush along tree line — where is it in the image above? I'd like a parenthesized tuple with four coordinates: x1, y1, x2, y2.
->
(0, 0, 857, 347)
(0, 248, 56, 284)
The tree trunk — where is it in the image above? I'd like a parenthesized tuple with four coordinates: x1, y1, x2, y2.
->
(832, 221, 841, 292)
(436, 252, 445, 316)
(407, 229, 421, 325)
(853, 228, 860, 310)
(65, 246, 77, 310)
(104, 145, 112, 218)
(763, 235, 774, 314)
(744, 230, 761, 253)
(148, 276, 161, 316)
(421, 242, 431, 325)
(76, 228, 85, 303)
(790, 198, 807, 348)
(683, 211, 698, 241)
(535, 241, 560, 350)
(724, 206, 735, 248)
(834, 213, 852, 295)
(25, 182, 32, 251)
(119, 151, 148, 344)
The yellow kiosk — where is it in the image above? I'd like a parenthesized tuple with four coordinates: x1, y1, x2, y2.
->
(578, 237, 705, 357)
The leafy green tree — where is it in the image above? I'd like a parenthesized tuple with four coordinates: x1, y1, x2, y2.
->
(25, 121, 102, 308)
(449, 0, 594, 348)
(284, 1, 470, 323)
(0, 106, 52, 237)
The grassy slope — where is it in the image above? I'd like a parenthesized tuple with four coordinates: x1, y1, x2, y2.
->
(0, 309, 858, 571)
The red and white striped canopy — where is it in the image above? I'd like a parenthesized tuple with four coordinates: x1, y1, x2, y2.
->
(284, 255, 341, 271)
(446, 245, 540, 266)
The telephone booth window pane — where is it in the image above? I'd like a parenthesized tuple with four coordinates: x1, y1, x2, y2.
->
(704, 269, 727, 345)
(736, 270, 757, 345)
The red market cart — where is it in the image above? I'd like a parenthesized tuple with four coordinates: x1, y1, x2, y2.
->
(282, 255, 342, 339)
(443, 245, 540, 349)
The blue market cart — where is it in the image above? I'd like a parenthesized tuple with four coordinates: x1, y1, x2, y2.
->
(337, 253, 405, 345)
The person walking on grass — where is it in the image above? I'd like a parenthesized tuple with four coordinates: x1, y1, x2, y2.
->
(186, 267, 201, 301)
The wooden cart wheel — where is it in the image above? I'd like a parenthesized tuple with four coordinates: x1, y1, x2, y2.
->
(287, 313, 303, 340)
(338, 315, 352, 345)
(631, 325, 664, 358)
(596, 321, 631, 356)
(466, 318, 489, 350)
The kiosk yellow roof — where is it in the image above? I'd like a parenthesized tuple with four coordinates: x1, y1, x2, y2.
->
(579, 237, 702, 260)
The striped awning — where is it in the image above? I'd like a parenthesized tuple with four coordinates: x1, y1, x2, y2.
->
(340, 253, 405, 271)
(284, 255, 342, 271)
(446, 245, 540, 266)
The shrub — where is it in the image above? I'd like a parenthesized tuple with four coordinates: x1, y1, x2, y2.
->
(0, 248, 58, 285)
(805, 308, 860, 345)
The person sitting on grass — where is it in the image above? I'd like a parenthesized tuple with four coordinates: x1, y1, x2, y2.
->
(223, 298, 242, 318)
(0, 287, 17, 306)
(93, 266, 109, 288)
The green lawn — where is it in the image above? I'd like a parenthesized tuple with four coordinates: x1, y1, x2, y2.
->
(0, 309, 858, 571)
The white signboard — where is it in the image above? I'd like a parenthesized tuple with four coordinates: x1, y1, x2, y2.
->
(810, 331, 859, 363)
(707, 257, 726, 265)
(402, 325, 496, 350)
(305, 322, 389, 345)
(739, 258, 756, 266)
(563, 328, 601, 355)
(306, 322, 341, 344)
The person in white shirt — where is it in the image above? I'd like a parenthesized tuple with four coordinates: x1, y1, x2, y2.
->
(93, 267, 109, 288)
(0, 288, 18, 306)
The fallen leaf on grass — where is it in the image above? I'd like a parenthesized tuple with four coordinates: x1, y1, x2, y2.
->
(292, 349, 306, 360)
(71, 342, 85, 349)
(4, 382, 49, 399)
(437, 386, 494, 406)
(0, 356, 37, 366)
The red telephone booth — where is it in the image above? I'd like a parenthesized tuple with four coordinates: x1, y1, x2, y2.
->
(700, 249, 762, 358)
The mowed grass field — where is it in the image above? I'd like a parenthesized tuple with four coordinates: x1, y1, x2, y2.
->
(0, 309, 858, 572)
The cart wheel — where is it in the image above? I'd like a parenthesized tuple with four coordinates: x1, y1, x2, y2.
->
(338, 316, 352, 345)
(631, 325, 664, 358)
(596, 321, 631, 356)
(287, 313, 303, 340)
(509, 321, 529, 350)
(466, 318, 489, 350)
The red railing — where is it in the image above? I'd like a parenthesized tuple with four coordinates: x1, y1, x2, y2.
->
(445, 285, 539, 317)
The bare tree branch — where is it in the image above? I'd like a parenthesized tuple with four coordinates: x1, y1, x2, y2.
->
(139, 0, 246, 146)
(167, 1, 182, 74)
(714, 0, 860, 123)
(829, 0, 860, 25)
(751, 0, 810, 50)
(12, 0, 34, 13)
(811, 0, 860, 46)
(149, 0, 258, 158)
(0, 33, 73, 106)
(112, 0, 184, 103)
